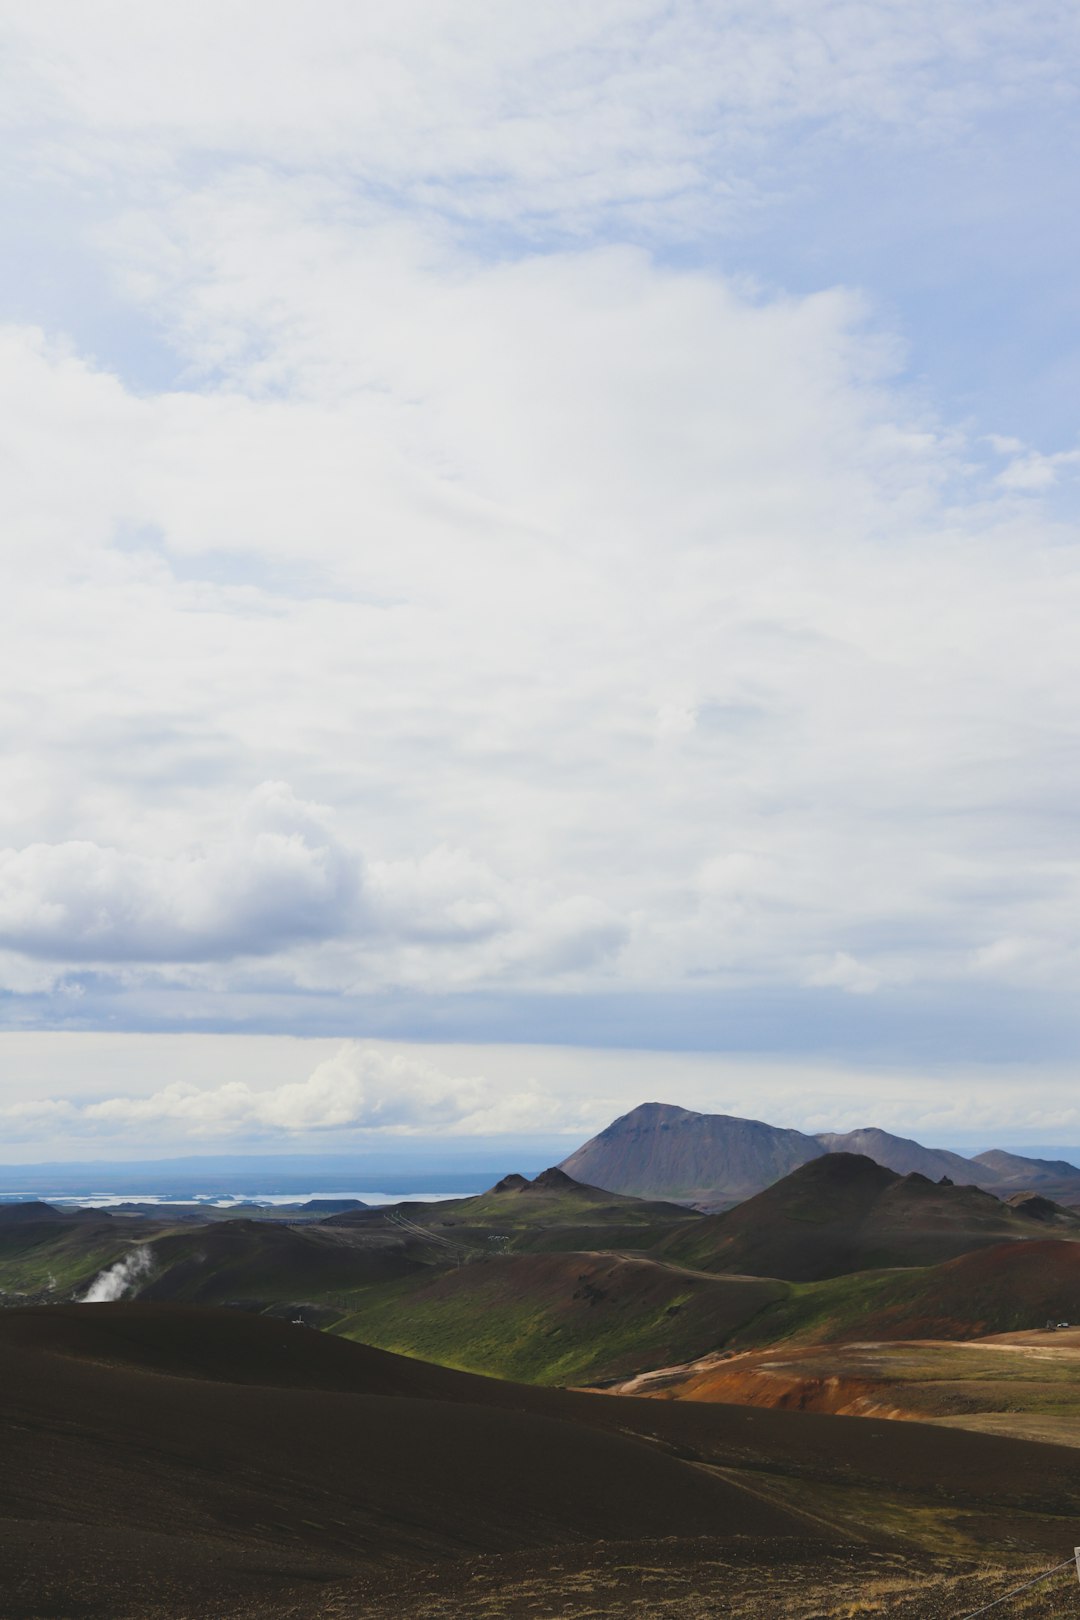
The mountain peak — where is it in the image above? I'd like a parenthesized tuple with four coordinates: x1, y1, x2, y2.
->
(530, 1167, 580, 1191)
(489, 1174, 530, 1194)
(560, 1105, 824, 1204)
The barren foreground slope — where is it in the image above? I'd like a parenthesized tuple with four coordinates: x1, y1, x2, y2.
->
(3, 1304, 1080, 1617)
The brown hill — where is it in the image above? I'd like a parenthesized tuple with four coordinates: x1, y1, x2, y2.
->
(657, 1153, 1079, 1281)
(850, 1238, 1080, 1340)
(1005, 1192, 1080, 1228)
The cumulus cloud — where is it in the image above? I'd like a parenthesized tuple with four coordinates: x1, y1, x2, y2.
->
(0, 780, 625, 980)
(8, 1043, 578, 1141)
(0, 783, 361, 962)
(8, 1033, 1080, 1155)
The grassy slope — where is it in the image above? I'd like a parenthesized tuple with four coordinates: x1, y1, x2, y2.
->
(0, 1213, 429, 1310)
(730, 1238, 1080, 1348)
(329, 1237, 1080, 1386)
(0, 1216, 136, 1300)
(7, 1190, 1076, 1401)
(329, 1172, 698, 1256)
(334, 1251, 785, 1384)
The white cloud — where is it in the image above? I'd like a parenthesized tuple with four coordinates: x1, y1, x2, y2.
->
(4, 1034, 1080, 1157)
(4, 1041, 581, 1140)
(0, 1, 1077, 1065)
(367, 848, 509, 943)
(805, 951, 884, 996)
(2, 0, 1071, 239)
(995, 444, 1080, 492)
(1, 221, 1079, 1009)
(0, 783, 361, 962)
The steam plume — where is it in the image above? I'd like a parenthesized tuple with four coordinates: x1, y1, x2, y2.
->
(80, 1245, 153, 1302)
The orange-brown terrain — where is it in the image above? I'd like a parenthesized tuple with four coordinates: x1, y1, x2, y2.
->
(604, 1327, 1080, 1450)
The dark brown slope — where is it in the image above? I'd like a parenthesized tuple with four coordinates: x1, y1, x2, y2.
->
(657, 1153, 1079, 1281)
(0, 1304, 822, 1619)
(0, 1300, 488, 1397)
(559, 1101, 824, 1204)
(4, 1306, 1080, 1617)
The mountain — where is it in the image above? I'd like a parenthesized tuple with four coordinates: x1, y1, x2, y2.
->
(814, 1128, 977, 1183)
(655, 1153, 1080, 1281)
(559, 1103, 825, 1204)
(0, 1205, 132, 1301)
(559, 1102, 1080, 1207)
(439, 1164, 692, 1225)
(973, 1149, 1080, 1202)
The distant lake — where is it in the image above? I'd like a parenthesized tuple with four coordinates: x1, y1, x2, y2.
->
(26, 1191, 474, 1209)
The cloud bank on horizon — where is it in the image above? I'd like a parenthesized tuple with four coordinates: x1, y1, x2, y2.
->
(1, 3, 1080, 1088)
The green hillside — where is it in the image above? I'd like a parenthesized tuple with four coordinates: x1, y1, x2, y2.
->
(331, 1237, 1080, 1386)
(0, 1209, 139, 1300)
(334, 1250, 785, 1384)
(730, 1237, 1080, 1349)
(325, 1166, 698, 1256)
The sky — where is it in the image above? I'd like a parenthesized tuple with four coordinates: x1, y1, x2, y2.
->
(1, 2, 1080, 1161)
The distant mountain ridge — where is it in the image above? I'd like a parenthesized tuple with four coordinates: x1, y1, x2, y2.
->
(559, 1102, 1080, 1208)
